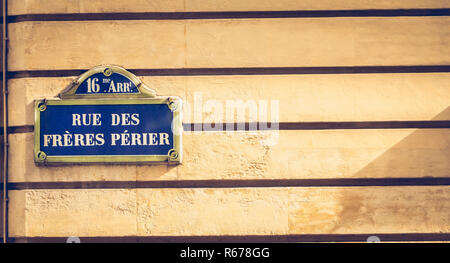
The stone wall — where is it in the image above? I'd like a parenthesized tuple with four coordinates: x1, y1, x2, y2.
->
(3, 0, 450, 242)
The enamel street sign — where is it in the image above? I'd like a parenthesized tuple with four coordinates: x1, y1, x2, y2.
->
(34, 65, 182, 164)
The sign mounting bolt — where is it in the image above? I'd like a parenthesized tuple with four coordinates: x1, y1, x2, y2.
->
(168, 149, 179, 161)
(36, 151, 47, 161)
(37, 99, 47, 111)
(167, 98, 178, 112)
(103, 67, 113, 77)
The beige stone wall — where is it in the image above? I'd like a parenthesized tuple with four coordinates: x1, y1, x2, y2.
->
(8, 17, 450, 70)
(4, 0, 450, 241)
(8, 130, 450, 182)
(8, 0, 450, 14)
(7, 74, 450, 125)
(8, 186, 450, 237)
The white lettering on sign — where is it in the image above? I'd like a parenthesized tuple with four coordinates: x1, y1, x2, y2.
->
(108, 81, 132, 93)
(87, 77, 100, 93)
(43, 132, 105, 147)
(86, 78, 133, 93)
(72, 113, 102, 126)
(111, 113, 140, 126)
(110, 132, 170, 146)
(43, 113, 170, 147)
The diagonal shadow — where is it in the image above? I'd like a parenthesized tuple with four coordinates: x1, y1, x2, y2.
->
(353, 106, 450, 179)
(331, 106, 450, 234)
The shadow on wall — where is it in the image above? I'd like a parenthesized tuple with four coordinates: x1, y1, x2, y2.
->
(353, 106, 450, 179)
(0, 81, 3, 186)
(332, 106, 450, 234)
(0, 189, 3, 240)
(0, 135, 3, 239)
(0, 72, 4, 239)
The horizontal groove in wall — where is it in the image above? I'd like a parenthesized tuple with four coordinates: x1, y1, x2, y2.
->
(4, 9, 450, 23)
(4, 178, 450, 190)
(7, 125, 33, 134)
(185, 121, 450, 131)
(8, 233, 450, 243)
(5, 121, 450, 135)
(5, 66, 450, 79)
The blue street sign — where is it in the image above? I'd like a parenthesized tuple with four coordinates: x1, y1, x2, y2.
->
(34, 65, 182, 164)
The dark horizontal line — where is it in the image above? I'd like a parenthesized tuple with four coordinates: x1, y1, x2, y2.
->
(5, 121, 450, 135)
(4, 178, 450, 190)
(7, 233, 450, 243)
(6, 125, 33, 134)
(5, 9, 450, 23)
(185, 121, 450, 131)
(5, 66, 450, 79)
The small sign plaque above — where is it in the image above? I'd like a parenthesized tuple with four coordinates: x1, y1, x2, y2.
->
(34, 65, 182, 164)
